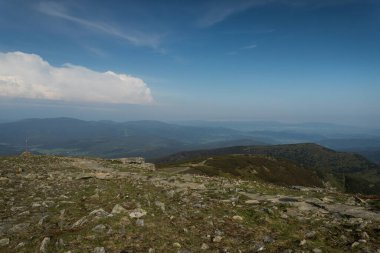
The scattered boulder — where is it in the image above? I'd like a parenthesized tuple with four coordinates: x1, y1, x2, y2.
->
(232, 215, 243, 221)
(39, 237, 50, 253)
(173, 242, 181, 248)
(93, 247, 106, 253)
(305, 231, 317, 239)
(154, 201, 165, 212)
(111, 204, 128, 214)
(89, 209, 110, 218)
(201, 243, 209, 250)
(245, 199, 260, 204)
(136, 219, 144, 227)
(213, 236, 222, 243)
(0, 238, 10, 247)
(71, 216, 88, 229)
(9, 223, 30, 233)
(92, 224, 107, 233)
(129, 208, 147, 219)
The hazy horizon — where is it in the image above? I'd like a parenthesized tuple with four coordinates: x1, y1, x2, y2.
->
(1, 0, 379, 127)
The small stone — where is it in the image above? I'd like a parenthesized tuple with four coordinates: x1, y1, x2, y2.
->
(201, 243, 209, 250)
(38, 215, 49, 226)
(0, 238, 10, 246)
(32, 202, 41, 207)
(58, 238, 65, 247)
(154, 201, 165, 212)
(215, 229, 223, 236)
(299, 239, 307, 246)
(173, 242, 181, 248)
(120, 216, 131, 225)
(253, 243, 265, 252)
(362, 232, 369, 240)
(305, 231, 316, 239)
(40, 237, 50, 253)
(90, 193, 100, 199)
(263, 236, 274, 244)
(213, 236, 223, 243)
(92, 224, 107, 233)
(0, 177, 9, 182)
(71, 216, 88, 228)
(9, 223, 30, 233)
(166, 190, 175, 198)
(129, 208, 147, 219)
(136, 219, 144, 227)
(177, 249, 191, 253)
(245, 199, 260, 204)
(93, 247, 106, 253)
(111, 204, 128, 214)
(232, 215, 243, 221)
(15, 242, 25, 249)
(148, 248, 155, 253)
(351, 242, 360, 248)
(89, 209, 109, 218)
(312, 248, 322, 253)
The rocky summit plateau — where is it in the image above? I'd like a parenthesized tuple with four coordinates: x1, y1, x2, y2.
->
(0, 153, 380, 253)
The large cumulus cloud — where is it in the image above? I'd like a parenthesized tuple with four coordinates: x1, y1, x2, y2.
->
(0, 51, 154, 104)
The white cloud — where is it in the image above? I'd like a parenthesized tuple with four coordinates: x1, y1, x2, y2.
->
(0, 52, 154, 104)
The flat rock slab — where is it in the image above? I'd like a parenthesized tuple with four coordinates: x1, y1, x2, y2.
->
(240, 192, 380, 221)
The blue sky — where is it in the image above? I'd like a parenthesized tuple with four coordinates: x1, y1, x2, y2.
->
(0, 0, 379, 126)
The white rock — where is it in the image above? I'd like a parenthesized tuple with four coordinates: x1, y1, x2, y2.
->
(173, 242, 181, 248)
(245, 200, 260, 204)
(93, 247, 106, 253)
(111, 204, 128, 214)
(136, 219, 144, 227)
(71, 216, 88, 229)
(129, 208, 147, 219)
(213, 236, 222, 243)
(92, 224, 107, 233)
(232, 215, 243, 221)
(38, 215, 49, 226)
(39, 237, 50, 253)
(201, 243, 209, 250)
(154, 201, 165, 212)
(15, 242, 25, 249)
(89, 209, 110, 218)
(0, 238, 10, 246)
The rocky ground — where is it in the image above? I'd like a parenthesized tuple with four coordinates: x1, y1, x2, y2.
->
(0, 153, 379, 253)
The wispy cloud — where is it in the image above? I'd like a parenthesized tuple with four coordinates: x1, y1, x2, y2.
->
(197, 0, 266, 28)
(37, 2, 163, 49)
(222, 28, 276, 35)
(226, 51, 238, 56)
(197, 0, 363, 28)
(242, 44, 257, 49)
(227, 43, 257, 56)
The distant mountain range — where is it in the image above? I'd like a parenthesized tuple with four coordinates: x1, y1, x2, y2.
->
(0, 117, 379, 165)
(156, 143, 380, 194)
(0, 118, 265, 158)
(1, 117, 379, 194)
